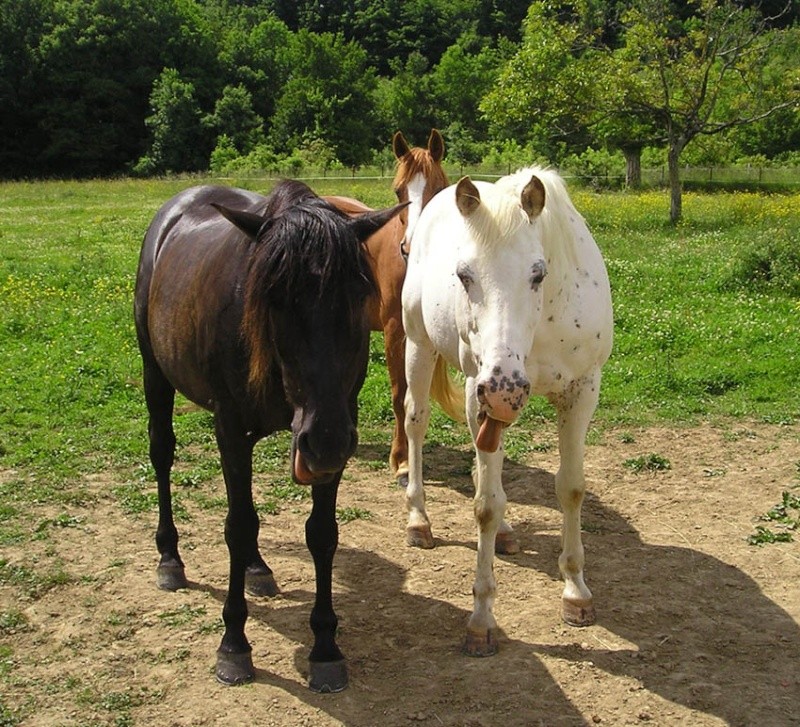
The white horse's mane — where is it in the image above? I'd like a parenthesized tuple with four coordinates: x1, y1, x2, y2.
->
(494, 166, 583, 273)
(461, 181, 529, 254)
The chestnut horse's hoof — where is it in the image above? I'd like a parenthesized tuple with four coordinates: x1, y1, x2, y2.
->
(406, 525, 434, 549)
(495, 531, 520, 555)
(397, 473, 409, 489)
(562, 597, 596, 627)
(309, 659, 348, 693)
(245, 566, 279, 597)
(463, 627, 498, 657)
(156, 563, 188, 591)
(216, 649, 255, 685)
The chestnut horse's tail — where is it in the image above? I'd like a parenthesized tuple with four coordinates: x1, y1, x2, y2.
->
(430, 355, 466, 423)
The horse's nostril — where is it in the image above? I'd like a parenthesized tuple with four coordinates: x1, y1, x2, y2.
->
(476, 383, 486, 400)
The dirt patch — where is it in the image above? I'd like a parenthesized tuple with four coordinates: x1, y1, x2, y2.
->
(2, 422, 799, 726)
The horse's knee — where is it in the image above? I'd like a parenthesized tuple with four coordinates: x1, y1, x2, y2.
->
(474, 493, 506, 532)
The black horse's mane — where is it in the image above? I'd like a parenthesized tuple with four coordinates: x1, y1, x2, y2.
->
(242, 179, 377, 390)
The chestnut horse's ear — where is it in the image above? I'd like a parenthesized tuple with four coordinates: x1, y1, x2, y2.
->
(428, 129, 445, 163)
(392, 130, 411, 160)
(455, 176, 481, 217)
(520, 175, 546, 222)
(349, 201, 409, 242)
(210, 203, 266, 240)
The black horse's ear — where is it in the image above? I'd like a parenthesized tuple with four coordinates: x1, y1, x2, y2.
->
(350, 201, 409, 242)
(392, 131, 411, 160)
(210, 203, 266, 240)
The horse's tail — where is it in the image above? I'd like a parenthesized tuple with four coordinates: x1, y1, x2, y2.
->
(430, 355, 466, 423)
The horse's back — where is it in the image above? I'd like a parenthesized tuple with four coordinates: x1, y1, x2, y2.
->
(135, 186, 264, 410)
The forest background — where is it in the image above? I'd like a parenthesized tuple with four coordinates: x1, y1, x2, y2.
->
(1, 0, 798, 189)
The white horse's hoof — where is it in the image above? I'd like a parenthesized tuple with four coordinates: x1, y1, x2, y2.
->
(463, 627, 498, 657)
(562, 597, 596, 627)
(406, 525, 434, 549)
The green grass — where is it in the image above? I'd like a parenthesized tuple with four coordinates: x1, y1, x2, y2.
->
(0, 176, 798, 721)
(0, 177, 798, 550)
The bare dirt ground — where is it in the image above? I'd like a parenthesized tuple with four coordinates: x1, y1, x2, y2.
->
(3, 421, 799, 726)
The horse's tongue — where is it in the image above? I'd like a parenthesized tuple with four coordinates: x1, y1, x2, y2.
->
(294, 449, 316, 485)
(476, 416, 504, 453)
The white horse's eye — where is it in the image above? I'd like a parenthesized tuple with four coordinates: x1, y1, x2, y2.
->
(530, 261, 547, 289)
(456, 261, 475, 289)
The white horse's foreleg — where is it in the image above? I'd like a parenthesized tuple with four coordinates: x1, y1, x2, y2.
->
(552, 372, 601, 627)
(404, 338, 438, 549)
(464, 380, 506, 655)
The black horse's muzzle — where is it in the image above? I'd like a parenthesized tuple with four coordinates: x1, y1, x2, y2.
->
(291, 416, 358, 485)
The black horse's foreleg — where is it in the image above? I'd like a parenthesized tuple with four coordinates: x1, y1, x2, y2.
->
(142, 360, 187, 591)
(214, 416, 269, 685)
(306, 477, 347, 693)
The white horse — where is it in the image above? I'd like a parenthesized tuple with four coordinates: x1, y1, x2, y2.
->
(402, 168, 613, 655)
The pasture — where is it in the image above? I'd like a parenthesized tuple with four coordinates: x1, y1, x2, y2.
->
(0, 177, 798, 726)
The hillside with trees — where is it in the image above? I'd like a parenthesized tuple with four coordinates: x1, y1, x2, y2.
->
(1, 0, 797, 200)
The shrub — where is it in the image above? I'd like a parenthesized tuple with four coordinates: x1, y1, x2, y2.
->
(721, 236, 800, 297)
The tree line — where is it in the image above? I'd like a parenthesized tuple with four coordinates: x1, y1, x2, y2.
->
(1, 0, 798, 215)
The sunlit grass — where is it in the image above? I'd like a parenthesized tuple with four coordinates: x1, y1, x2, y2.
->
(0, 176, 798, 545)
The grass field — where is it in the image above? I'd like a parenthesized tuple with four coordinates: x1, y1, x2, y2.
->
(0, 176, 798, 725)
(0, 177, 798, 509)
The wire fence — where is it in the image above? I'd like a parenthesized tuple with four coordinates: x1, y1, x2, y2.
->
(221, 164, 799, 189)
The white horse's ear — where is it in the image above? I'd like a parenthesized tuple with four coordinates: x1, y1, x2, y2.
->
(521, 176, 546, 221)
(456, 176, 481, 217)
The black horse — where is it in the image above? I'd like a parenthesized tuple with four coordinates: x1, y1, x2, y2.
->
(134, 180, 406, 692)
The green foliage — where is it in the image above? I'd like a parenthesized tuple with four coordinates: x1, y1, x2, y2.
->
(562, 147, 626, 188)
(0, 0, 796, 179)
(135, 68, 206, 175)
(748, 491, 800, 545)
(720, 232, 800, 297)
(269, 29, 380, 167)
(337, 507, 373, 524)
(203, 84, 265, 154)
(623, 453, 672, 473)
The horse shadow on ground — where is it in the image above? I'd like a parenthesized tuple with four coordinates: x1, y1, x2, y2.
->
(346, 442, 799, 725)
(189, 443, 798, 726)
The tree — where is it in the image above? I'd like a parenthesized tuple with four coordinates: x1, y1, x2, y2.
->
(203, 84, 265, 155)
(0, 0, 218, 177)
(0, 0, 53, 176)
(216, 14, 293, 127)
(480, 3, 596, 162)
(428, 31, 506, 143)
(136, 68, 206, 175)
(375, 52, 437, 142)
(269, 30, 381, 168)
(482, 0, 799, 222)
(617, 0, 799, 222)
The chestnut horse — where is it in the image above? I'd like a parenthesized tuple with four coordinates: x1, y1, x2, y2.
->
(327, 129, 460, 484)
(134, 180, 405, 692)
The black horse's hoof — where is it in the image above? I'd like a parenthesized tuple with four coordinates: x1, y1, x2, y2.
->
(308, 659, 348, 693)
(216, 649, 255, 686)
(156, 563, 188, 591)
(245, 567, 279, 597)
